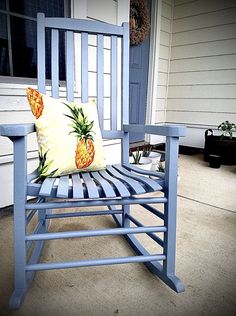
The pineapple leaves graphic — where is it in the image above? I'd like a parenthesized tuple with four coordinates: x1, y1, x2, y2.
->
(64, 102, 95, 169)
(37, 149, 58, 181)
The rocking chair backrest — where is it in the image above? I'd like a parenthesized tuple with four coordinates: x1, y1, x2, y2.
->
(37, 13, 129, 147)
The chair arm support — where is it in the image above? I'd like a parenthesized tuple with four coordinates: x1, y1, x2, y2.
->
(0, 123, 36, 137)
(123, 124, 186, 137)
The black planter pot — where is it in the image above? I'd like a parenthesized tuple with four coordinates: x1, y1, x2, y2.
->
(204, 129, 236, 165)
(208, 154, 222, 168)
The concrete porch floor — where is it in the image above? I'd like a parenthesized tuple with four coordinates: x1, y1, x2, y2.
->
(0, 153, 235, 315)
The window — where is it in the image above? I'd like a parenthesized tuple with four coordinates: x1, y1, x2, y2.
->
(0, 0, 70, 80)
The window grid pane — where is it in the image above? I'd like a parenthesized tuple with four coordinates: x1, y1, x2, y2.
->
(11, 16, 37, 77)
(1, 0, 69, 79)
(0, 0, 6, 10)
(0, 12, 10, 75)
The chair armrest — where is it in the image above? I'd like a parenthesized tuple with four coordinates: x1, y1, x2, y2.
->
(123, 124, 186, 137)
(0, 123, 35, 137)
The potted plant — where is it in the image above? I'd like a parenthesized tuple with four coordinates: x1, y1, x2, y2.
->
(142, 145, 161, 171)
(218, 121, 236, 139)
(157, 161, 165, 172)
(151, 160, 180, 182)
(129, 148, 152, 170)
(204, 120, 236, 165)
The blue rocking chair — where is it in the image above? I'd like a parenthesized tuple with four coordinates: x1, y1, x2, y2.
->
(0, 13, 186, 309)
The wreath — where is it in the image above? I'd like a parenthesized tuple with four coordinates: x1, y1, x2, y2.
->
(129, 0, 151, 46)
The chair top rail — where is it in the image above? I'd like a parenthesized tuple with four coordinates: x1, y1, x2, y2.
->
(38, 13, 125, 36)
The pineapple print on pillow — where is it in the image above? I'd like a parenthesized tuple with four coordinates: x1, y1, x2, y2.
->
(37, 149, 58, 180)
(26, 87, 106, 178)
(65, 103, 95, 169)
(27, 87, 44, 118)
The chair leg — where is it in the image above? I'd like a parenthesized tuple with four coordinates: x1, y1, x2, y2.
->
(122, 205, 130, 227)
(45, 209, 52, 231)
(38, 208, 51, 232)
(9, 204, 28, 309)
(113, 203, 185, 293)
(162, 201, 185, 292)
(9, 136, 30, 309)
(161, 135, 185, 292)
(9, 139, 47, 309)
(9, 205, 48, 309)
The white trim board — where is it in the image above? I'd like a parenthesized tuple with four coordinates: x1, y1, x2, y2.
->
(146, 0, 163, 145)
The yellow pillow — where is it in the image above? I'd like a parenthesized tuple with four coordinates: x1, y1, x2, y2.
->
(27, 87, 106, 178)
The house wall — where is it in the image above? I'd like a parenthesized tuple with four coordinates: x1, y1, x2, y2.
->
(149, 0, 174, 145)
(166, 0, 236, 147)
(0, 0, 129, 208)
(156, 0, 174, 125)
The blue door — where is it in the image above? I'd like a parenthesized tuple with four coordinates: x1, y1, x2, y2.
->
(129, 0, 152, 143)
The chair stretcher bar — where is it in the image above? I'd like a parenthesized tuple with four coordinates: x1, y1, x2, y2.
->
(26, 226, 167, 241)
(45, 209, 123, 219)
(126, 214, 164, 248)
(26, 254, 166, 271)
(25, 197, 168, 210)
(141, 204, 165, 220)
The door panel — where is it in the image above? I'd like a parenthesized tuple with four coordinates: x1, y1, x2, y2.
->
(129, 82, 141, 124)
(129, 0, 151, 143)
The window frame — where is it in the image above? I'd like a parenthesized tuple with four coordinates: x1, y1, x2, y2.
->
(0, 0, 70, 84)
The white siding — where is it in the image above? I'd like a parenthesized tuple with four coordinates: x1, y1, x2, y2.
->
(173, 7, 236, 32)
(155, 0, 174, 125)
(174, 0, 236, 18)
(166, 0, 236, 147)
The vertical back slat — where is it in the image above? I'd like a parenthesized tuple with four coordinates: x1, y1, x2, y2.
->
(66, 31, 74, 101)
(51, 29, 59, 98)
(121, 23, 130, 163)
(37, 13, 46, 93)
(121, 24, 129, 124)
(111, 36, 117, 131)
(97, 34, 104, 131)
(81, 32, 88, 103)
